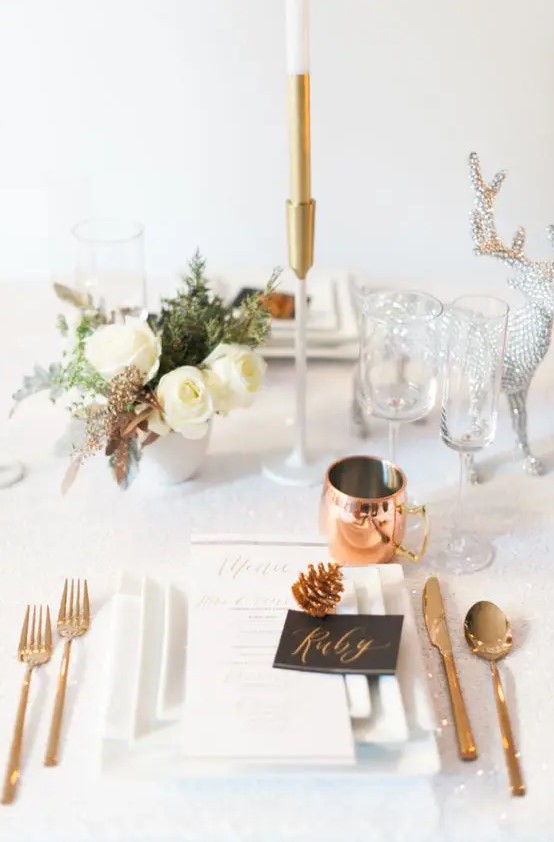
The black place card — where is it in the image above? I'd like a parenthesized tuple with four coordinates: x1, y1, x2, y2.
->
(273, 610, 404, 675)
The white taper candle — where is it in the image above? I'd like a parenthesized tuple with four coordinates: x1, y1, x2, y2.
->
(285, 0, 310, 75)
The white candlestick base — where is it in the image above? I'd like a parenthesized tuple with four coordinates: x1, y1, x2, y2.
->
(0, 461, 25, 489)
(262, 277, 332, 486)
(262, 450, 332, 487)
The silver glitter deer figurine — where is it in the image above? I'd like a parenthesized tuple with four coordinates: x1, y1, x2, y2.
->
(467, 151, 554, 481)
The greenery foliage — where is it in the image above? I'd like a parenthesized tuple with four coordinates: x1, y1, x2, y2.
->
(13, 250, 280, 490)
(151, 251, 279, 383)
(13, 251, 279, 419)
(57, 312, 110, 405)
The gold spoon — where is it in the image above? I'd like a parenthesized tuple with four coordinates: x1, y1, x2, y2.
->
(464, 601, 525, 796)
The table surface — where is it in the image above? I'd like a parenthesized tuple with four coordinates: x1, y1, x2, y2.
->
(1, 279, 554, 842)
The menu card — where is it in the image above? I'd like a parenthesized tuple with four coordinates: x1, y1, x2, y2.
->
(181, 541, 355, 763)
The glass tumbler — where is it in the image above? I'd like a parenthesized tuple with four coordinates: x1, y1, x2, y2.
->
(73, 218, 146, 319)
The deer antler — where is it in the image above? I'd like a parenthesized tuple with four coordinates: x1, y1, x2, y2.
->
(469, 152, 528, 267)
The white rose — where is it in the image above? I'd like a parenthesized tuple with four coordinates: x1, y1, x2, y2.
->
(150, 366, 213, 440)
(84, 317, 161, 383)
(203, 343, 266, 411)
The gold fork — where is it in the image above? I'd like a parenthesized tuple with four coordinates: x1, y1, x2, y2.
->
(44, 579, 91, 767)
(2, 605, 52, 804)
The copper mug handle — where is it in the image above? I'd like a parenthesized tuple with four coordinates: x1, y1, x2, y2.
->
(395, 503, 429, 562)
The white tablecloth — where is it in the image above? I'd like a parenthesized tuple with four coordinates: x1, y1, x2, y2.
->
(1, 280, 553, 841)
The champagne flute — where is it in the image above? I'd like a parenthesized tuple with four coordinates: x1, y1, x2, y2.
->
(437, 295, 509, 573)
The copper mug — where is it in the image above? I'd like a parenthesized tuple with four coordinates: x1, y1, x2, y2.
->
(320, 455, 429, 566)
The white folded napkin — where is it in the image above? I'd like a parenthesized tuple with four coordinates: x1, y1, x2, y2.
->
(102, 592, 142, 741)
(102, 574, 185, 742)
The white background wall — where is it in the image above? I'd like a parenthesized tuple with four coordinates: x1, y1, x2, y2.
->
(1, 0, 554, 285)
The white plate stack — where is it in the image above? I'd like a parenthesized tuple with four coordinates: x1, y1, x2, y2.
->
(100, 537, 439, 779)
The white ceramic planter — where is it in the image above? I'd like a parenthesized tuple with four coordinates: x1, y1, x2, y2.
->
(139, 426, 211, 486)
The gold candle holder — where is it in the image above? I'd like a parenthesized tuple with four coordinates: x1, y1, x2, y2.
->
(263, 65, 327, 485)
(287, 73, 315, 280)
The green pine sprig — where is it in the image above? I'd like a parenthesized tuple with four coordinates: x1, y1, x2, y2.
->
(151, 251, 280, 383)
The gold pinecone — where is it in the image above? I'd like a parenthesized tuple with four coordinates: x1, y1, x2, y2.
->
(291, 562, 344, 618)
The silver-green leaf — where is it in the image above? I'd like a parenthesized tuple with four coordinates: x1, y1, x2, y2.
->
(10, 363, 64, 416)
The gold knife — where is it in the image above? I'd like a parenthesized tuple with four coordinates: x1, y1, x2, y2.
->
(423, 577, 477, 761)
